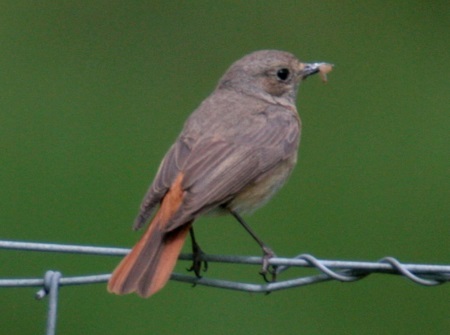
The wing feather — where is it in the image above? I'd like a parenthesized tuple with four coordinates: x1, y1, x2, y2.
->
(164, 106, 300, 231)
(133, 138, 192, 230)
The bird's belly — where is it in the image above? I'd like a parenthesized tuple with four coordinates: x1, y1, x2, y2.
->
(228, 154, 297, 213)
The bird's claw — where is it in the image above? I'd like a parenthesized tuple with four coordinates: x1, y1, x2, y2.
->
(187, 243, 208, 278)
(259, 246, 277, 283)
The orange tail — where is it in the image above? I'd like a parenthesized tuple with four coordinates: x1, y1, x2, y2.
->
(108, 174, 190, 298)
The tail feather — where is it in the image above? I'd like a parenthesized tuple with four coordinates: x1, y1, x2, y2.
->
(108, 172, 189, 298)
(107, 212, 191, 297)
(136, 224, 191, 297)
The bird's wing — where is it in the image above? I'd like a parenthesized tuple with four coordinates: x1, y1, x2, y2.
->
(165, 105, 300, 231)
(133, 136, 193, 230)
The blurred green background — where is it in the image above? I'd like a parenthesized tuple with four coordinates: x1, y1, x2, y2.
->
(1, 1, 448, 334)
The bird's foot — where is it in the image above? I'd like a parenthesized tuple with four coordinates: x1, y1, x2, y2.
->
(187, 242, 208, 278)
(259, 246, 278, 283)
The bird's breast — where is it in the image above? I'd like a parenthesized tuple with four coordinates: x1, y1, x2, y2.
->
(227, 151, 298, 213)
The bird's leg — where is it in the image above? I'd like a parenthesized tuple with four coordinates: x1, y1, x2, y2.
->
(187, 227, 208, 277)
(229, 210, 277, 282)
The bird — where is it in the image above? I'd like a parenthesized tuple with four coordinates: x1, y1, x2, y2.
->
(108, 50, 332, 298)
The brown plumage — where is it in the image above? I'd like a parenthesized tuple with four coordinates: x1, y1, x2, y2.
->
(108, 50, 332, 297)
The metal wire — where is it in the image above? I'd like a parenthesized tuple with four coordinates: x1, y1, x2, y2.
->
(1, 239, 449, 334)
(35, 271, 61, 335)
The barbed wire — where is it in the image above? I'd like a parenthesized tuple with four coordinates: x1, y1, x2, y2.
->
(1, 239, 449, 335)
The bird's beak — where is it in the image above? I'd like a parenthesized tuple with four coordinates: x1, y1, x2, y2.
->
(301, 62, 334, 81)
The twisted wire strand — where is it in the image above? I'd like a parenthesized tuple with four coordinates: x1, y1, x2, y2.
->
(0, 240, 448, 292)
(2, 240, 447, 335)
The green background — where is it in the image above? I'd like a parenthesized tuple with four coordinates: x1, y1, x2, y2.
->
(1, 1, 448, 334)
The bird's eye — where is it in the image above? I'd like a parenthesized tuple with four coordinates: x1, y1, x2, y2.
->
(276, 68, 290, 81)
